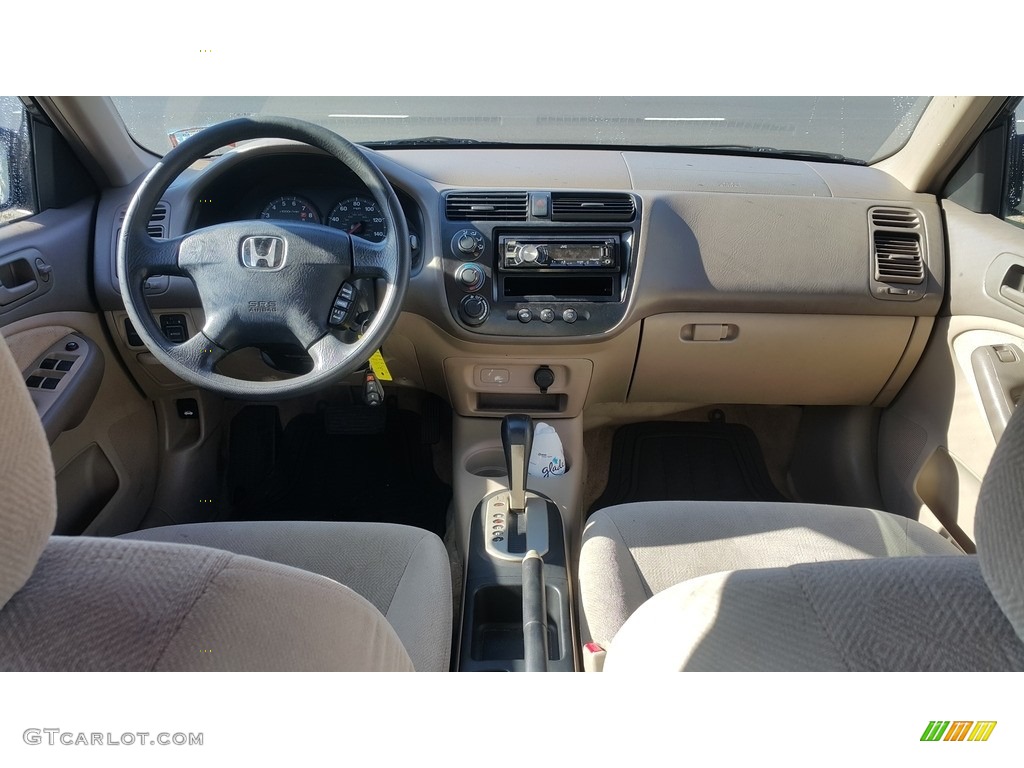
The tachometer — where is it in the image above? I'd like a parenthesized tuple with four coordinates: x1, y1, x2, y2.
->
(260, 195, 320, 224)
(328, 196, 388, 242)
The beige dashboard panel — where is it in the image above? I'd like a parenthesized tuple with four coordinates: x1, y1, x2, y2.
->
(629, 313, 915, 405)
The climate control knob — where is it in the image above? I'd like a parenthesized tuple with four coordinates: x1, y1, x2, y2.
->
(455, 263, 485, 292)
(459, 294, 489, 326)
(451, 229, 484, 260)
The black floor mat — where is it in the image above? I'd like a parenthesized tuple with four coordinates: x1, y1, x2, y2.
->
(226, 404, 451, 537)
(589, 421, 785, 515)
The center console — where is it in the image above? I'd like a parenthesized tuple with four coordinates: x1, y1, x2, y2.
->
(441, 190, 639, 337)
(457, 415, 578, 672)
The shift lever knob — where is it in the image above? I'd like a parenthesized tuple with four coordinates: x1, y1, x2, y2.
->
(501, 414, 533, 514)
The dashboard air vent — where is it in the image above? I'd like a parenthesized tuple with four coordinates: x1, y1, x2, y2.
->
(117, 201, 170, 238)
(446, 192, 528, 221)
(870, 207, 920, 229)
(871, 206, 924, 285)
(551, 193, 636, 222)
(147, 202, 169, 238)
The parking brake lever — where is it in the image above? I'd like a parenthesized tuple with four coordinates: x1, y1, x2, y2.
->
(501, 414, 533, 514)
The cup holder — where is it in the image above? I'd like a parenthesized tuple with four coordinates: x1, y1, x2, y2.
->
(464, 447, 573, 479)
(465, 448, 507, 478)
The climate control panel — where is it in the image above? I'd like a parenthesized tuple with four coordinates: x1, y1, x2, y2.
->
(440, 190, 639, 338)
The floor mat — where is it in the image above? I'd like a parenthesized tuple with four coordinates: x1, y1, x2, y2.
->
(226, 404, 451, 537)
(589, 421, 785, 515)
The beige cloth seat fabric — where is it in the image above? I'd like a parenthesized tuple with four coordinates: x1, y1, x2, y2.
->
(584, 405, 1024, 671)
(0, 329, 451, 672)
(579, 501, 960, 649)
(122, 521, 453, 672)
(1, 537, 414, 671)
(605, 556, 1024, 671)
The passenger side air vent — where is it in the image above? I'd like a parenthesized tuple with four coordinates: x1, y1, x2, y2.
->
(870, 207, 920, 229)
(874, 232, 924, 283)
(550, 193, 636, 222)
(446, 192, 529, 221)
(870, 206, 924, 286)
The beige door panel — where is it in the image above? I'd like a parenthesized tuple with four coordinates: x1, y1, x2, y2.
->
(1, 312, 158, 536)
(880, 200, 1024, 548)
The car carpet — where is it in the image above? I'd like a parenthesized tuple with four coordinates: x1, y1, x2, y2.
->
(588, 421, 785, 516)
(226, 405, 451, 537)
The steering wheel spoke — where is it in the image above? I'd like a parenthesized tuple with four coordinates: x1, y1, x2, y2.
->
(120, 231, 188, 283)
(163, 332, 227, 374)
(352, 237, 399, 282)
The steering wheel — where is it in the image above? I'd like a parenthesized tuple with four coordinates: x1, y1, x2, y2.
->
(117, 116, 410, 399)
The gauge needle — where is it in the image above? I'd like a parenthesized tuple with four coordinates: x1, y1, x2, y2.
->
(348, 222, 364, 235)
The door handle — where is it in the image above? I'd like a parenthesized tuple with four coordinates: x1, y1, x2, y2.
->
(0, 278, 37, 305)
(999, 284, 1024, 310)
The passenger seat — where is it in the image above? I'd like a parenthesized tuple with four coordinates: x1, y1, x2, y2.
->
(578, 431, 1024, 670)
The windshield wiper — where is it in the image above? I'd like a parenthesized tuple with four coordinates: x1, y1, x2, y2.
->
(362, 136, 500, 148)
(674, 144, 866, 165)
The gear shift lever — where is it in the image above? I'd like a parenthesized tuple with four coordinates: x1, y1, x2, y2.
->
(501, 414, 533, 514)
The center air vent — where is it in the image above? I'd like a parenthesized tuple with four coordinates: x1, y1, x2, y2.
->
(870, 206, 925, 288)
(446, 192, 528, 221)
(551, 193, 636, 222)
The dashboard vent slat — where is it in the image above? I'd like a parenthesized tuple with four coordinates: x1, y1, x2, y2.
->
(118, 202, 170, 238)
(446, 192, 528, 220)
(870, 206, 925, 286)
(870, 207, 920, 229)
(874, 232, 924, 283)
(147, 203, 170, 238)
(551, 193, 636, 222)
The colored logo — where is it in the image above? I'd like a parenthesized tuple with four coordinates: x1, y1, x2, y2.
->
(921, 721, 997, 742)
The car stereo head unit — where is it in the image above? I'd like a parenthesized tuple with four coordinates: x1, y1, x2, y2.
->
(499, 234, 618, 271)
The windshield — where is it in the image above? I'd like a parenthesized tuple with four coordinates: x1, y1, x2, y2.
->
(111, 96, 931, 164)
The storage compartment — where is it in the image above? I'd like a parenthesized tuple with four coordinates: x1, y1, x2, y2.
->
(629, 313, 916, 405)
(469, 584, 561, 663)
(477, 392, 567, 412)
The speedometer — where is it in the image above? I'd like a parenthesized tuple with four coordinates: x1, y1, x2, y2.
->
(328, 196, 388, 242)
(260, 195, 320, 224)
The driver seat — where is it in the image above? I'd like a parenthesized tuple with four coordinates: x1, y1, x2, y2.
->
(0, 333, 452, 672)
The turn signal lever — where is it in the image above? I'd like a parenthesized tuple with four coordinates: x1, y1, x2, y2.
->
(501, 414, 533, 514)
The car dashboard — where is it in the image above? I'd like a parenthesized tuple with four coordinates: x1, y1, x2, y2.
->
(92, 140, 943, 421)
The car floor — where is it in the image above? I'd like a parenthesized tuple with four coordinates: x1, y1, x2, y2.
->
(583, 404, 802, 515)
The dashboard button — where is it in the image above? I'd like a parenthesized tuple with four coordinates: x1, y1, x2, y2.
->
(562, 308, 578, 323)
(517, 308, 533, 323)
(539, 308, 555, 323)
